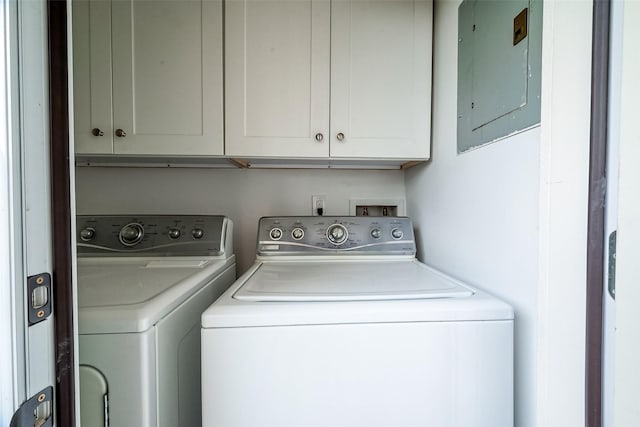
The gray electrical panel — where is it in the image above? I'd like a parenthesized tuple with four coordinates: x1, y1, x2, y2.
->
(457, 0, 542, 153)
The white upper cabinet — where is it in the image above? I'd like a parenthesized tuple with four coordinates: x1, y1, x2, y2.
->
(225, 0, 432, 160)
(330, 0, 432, 159)
(225, 0, 331, 158)
(73, 0, 113, 154)
(73, 0, 223, 156)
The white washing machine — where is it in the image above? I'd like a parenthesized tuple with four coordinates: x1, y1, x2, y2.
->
(202, 216, 514, 427)
(76, 215, 235, 427)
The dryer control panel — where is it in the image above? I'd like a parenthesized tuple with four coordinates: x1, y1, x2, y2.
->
(77, 215, 232, 257)
(257, 216, 416, 256)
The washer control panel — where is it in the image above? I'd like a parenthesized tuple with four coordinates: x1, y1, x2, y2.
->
(77, 215, 228, 256)
(257, 216, 416, 256)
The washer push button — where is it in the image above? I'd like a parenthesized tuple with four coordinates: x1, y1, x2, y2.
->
(292, 227, 304, 240)
(391, 228, 404, 240)
(270, 228, 283, 241)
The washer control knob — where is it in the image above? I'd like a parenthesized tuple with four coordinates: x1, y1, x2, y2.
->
(119, 223, 144, 246)
(270, 228, 283, 240)
(292, 227, 304, 240)
(370, 228, 382, 239)
(391, 228, 404, 240)
(168, 229, 181, 239)
(80, 227, 95, 242)
(191, 228, 204, 239)
(327, 224, 348, 245)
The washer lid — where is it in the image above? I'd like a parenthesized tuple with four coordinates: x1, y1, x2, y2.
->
(233, 261, 474, 302)
(203, 260, 513, 328)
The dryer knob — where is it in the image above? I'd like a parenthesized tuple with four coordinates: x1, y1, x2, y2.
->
(192, 228, 204, 239)
(80, 227, 95, 242)
(119, 223, 144, 246)
(168, 229, 181, 239)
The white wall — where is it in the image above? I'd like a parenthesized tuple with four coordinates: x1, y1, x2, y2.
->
(74, 167, 406, 273)
(404, 1, 540, 425)
(406, 0, 592, 426)
(536, 0, 591, 425)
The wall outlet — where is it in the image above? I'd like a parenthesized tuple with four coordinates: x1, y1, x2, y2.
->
(312, 195, 326, 216)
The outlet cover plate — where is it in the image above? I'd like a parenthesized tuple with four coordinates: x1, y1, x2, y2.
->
(312, 195, 326, 216)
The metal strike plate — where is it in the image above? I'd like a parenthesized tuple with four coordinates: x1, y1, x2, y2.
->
(10, 386, 54, 427)
(513, 8, 528, 46)
(27, 273, 52, 326)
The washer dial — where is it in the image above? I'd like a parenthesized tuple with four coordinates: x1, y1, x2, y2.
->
(370, 228, 382, 239)
(326, 224, 348, 245)
(119, 223, 144, 246)
(168, 228, 181, 239)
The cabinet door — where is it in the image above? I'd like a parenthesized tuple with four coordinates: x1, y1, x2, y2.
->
(73, 0, 114, 154)
(330, 0, 432, 159)
(111, 0, 223, 155)
(225, 0, 330, 158)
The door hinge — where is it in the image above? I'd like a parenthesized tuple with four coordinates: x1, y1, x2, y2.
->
(608, 230, 616, 299)
(10, 386, 54, 427)
(27, 273, 52, 325)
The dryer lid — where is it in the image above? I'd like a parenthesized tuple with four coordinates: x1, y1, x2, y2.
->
(233, 260, 474, 302)
(77, 257, 232, 334)
(78, 261, 207, 308)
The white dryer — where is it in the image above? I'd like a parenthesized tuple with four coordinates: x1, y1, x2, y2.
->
(77, 215, 235, 427)
(202, 216, 514, 427)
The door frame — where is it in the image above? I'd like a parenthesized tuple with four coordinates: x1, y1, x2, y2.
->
(48, 0, 76, 424)
(585, 0, 611, 425)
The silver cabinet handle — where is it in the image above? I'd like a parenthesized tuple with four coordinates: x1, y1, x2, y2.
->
(336, 132, 345, 141)
(315, 133, 324, 142)
(92, 128, 104, 136)
(115, 129, 127, 138)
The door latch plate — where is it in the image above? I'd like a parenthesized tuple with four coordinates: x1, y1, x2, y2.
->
(10, 386, 53, 427)
(27, 273, 52, 325)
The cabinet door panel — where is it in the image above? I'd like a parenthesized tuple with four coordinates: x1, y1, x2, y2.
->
(225, 0, 330, 157)
(73, 0, 114, 154)
(112, 0, 223, 155)
(330, 0, 432, 159)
